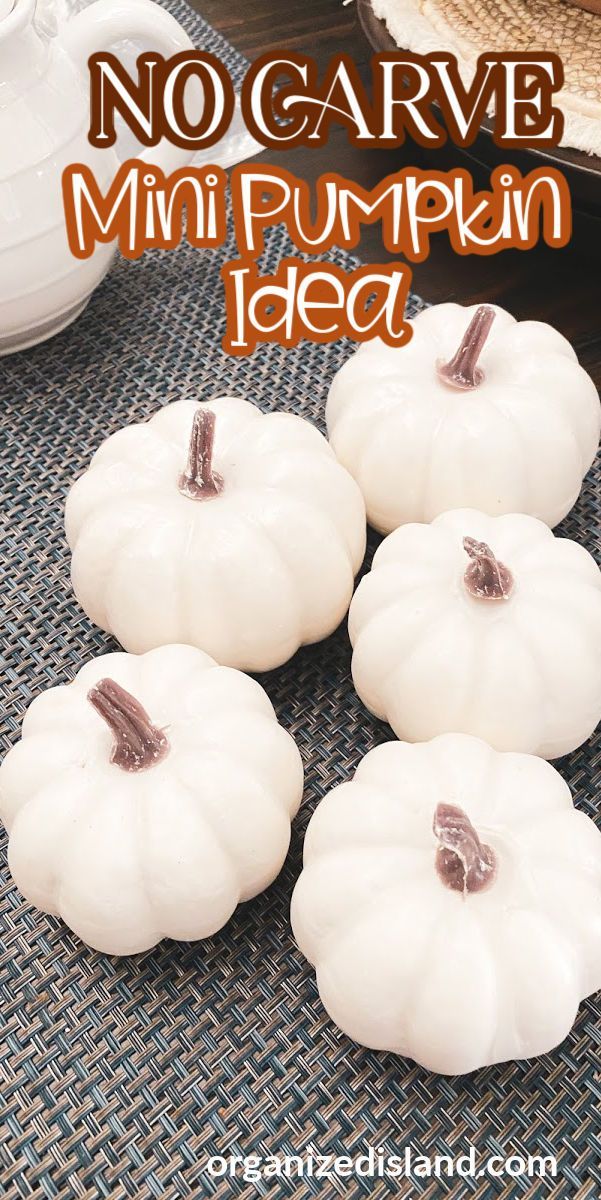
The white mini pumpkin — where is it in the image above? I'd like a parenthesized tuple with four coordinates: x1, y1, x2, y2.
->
(291, 734, 601, 1075)
(326, 303, 600, 533)
(65, 398, 366, 670)
(0, 645, 303, 955)
(349, 509, 601, 759)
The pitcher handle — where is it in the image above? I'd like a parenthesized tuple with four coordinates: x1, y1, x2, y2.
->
(61, 0, 197, 173)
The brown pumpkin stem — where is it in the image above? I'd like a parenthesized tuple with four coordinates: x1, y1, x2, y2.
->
(433, 803, 497, 895)
(88, 678, 170, 772)
(437, 305, 496, 390)
(463, 537, 514, 600)
(178, 408, 224, 500)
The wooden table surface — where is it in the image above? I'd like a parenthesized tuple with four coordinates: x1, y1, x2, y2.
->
(195, 0, 601, 382)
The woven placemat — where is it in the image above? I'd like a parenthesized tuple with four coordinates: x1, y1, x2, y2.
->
(1, 3, 600, 1198)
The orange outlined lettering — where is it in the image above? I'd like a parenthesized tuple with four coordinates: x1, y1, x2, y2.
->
(220, 258, 413, 356)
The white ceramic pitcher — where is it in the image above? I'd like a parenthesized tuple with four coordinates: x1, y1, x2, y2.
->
(0, 0, 194, 355)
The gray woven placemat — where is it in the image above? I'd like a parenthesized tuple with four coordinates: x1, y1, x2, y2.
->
(1, 4, 600, 1198)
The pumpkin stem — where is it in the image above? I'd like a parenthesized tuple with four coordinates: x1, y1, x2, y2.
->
(433, 803, 497, 895)
(437, 305, 496, 390)
(88, 678, 170, 772)
(463, 536, 514, 600)
(178, 408, 224, 500)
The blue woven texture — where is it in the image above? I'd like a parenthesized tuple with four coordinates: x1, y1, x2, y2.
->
(1, 3, 600, 1197)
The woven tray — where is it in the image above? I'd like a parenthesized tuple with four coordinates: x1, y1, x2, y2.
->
(1, 3, 600, 1197)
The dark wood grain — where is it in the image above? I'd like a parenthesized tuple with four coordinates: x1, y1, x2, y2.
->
(192, 0, 601, 379)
